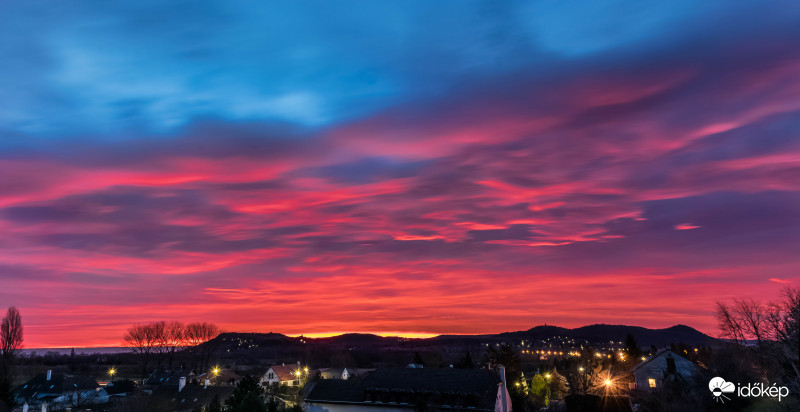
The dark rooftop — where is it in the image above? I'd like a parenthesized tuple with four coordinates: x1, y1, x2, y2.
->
(145, 369, 194, 386)
(306, 368, 502, 411)
(15, 372, 100, 399)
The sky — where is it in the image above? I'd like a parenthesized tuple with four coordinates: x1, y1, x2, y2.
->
(2, 1, 800, 348)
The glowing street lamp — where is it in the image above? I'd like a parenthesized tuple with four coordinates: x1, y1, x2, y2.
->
(211, 366, 221, 377)
(604, 379, 613, 388)
(108, 368, 117, 378)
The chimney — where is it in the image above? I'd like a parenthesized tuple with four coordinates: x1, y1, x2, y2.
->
(497, 366, 510, 412)
(204, 378, 210, 388)
(282, 363, 285, 367)
(22, 403, 28, 412)
(41, 403, 47, 412)
(46, 370, 52, 381)
(178, 376, 187, 392)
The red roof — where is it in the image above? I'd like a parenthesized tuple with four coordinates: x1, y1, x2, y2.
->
(268, 365, 299, 381)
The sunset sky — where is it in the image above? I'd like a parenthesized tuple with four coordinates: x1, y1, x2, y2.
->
(2, 1, 800, 348)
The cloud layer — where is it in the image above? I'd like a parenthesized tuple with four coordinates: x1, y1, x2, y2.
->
(2, 1, 800, 347)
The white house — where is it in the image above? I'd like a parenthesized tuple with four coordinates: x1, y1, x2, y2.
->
(630, 349, 702, 391)
(319, 367, 374, 380)
(262, 363, 302, 386)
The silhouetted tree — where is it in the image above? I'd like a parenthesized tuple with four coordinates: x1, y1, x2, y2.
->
(0, 307, 23, 408)
(186, 322, 222, 371)
(718, 286, 800, 406)
(124, 323, 160, 382)
(485, 344, 524, 411)
(207, 394, 223, 412)
(159, 321, 184, 369)
(235, 392, 267, 412)
(624, 333, 642, 361)
(227, 375, 265, 412)
(266, 396, 279, 412)
(413, 352, 424, 366)
(485, 344, 521, 381)
(455, 351, 474, 368)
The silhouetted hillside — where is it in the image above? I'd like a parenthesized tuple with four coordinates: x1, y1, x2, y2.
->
(203, 324, 718, 363)
(500, 324, 717, 347)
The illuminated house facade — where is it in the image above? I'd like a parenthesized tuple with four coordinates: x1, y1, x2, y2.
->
(630, 349, 702, 392)
(262, 364, 301, 386)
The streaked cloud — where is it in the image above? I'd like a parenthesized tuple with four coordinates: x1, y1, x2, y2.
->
(1, 0, 799, 347)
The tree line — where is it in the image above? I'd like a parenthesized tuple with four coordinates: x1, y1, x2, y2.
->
(123, 321, 221, 381)
(717, 286, 800, 409)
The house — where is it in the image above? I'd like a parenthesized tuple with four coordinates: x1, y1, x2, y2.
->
(629, 349, 702, 392)
(103, 379, 137, 397)
(305, 367, 513, 412)
(262, 363, 303, 386)
(199, 368, 241, 386)
(148, 383, 235, 412)
(319, 368, 374, 380)
(14, 370, 109, 407)
(144, 369, 197, 390)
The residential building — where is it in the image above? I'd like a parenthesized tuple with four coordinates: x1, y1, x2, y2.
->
(149, 383, 235, 412)
(319, 368, 374, 380)
(14, 370, 109, 407)
(630, 349, 702, 392)
(305, 367, 512, 412)
(144, 369, 196, 389)
(103, 379, 137, 398)
(262, 363, 302, 386)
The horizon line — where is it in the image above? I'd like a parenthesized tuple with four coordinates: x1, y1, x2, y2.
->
(22, 322, 708, 350)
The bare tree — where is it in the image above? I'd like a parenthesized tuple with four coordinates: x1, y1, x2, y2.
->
(162, 321, 185, 369)
(0, 307, 23, 406)
(717, 286, 800, 396)
(184, 322, 222, 371)
(123, 323, 160, 382)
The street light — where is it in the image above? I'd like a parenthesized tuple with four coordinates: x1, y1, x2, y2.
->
(108, 368, 117, 378)
(604, 379, 613, 387)
(211, 366, 221, 377)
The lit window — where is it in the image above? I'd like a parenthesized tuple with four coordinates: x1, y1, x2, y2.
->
(648, 378, 657, 388)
